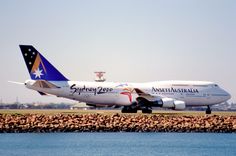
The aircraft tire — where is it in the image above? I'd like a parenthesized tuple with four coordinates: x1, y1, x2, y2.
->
(206, 109, 211, 114)
(121, 107, 137, 113)
(142, 109, 152, 114)
(206, 106, 212, 114)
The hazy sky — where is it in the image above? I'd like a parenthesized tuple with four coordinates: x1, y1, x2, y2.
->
(0, 0, 235, 103)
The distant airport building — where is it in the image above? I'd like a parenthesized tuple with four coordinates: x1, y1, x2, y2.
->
(94, 71, 106, 82)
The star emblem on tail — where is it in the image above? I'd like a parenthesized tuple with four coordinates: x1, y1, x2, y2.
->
(33, 67, 44, 78)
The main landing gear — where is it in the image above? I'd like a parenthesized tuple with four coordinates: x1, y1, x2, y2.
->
(141, 108, 152, 114)
(140, 105, 152, 114)
(206, 105, 212, 114)
(121, 106, 137, 113)
(121, 106, 152, 114)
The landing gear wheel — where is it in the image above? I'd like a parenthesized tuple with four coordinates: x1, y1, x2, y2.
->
(206, 105, 211, 114)
(121, 109, 128, 113)
(142, 109, 152, 114)
(131, 109, 138, 113)
(121, 106, 137, 113)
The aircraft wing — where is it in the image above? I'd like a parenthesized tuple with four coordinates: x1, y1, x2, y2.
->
(134, 88, 163, 101)
(134, 88, 186, 110)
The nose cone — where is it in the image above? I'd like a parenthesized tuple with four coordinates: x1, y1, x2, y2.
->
(225, 92, 231, 101)
(221, 89, 231, 101)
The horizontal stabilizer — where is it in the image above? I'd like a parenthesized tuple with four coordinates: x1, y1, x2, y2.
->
(32, 80, 60, 89)
(8, 81, 24, 85)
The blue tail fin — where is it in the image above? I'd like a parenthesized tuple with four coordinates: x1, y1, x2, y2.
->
(19, 45, 69, 81)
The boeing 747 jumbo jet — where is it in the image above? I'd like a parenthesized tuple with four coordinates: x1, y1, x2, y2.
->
(16, 45, 231, 114)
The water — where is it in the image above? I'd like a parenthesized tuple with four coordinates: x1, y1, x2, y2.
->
(0, 133, 235, 156)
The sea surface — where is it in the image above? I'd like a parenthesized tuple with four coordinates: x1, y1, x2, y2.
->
(0, 133, 235, 156)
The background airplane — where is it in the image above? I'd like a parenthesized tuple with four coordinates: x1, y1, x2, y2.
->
(17, 45, 231, 114)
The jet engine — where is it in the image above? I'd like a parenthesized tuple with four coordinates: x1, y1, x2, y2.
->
(136, 97, 186, 110)
(159, 98, 186, 110)
(173, 100, 186, 110)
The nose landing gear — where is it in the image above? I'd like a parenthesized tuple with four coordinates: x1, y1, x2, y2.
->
(206, 105, 212, 114)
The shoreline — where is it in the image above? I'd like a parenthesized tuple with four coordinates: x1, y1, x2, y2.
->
(0, 113, 235, 133)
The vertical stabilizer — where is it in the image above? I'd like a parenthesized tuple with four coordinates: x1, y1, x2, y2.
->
(19, 45, 68, 81)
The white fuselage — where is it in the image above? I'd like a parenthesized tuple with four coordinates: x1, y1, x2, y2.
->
(25, 80, 231, 107)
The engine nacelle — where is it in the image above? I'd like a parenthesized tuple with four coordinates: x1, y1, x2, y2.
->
(173, 100, 186, 110)
(160, 98, 186, 110)
(139, 97, 186, 110)
(161, 98, 175, 108)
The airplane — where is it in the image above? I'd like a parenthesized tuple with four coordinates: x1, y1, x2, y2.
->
(16, 45, 231, 114)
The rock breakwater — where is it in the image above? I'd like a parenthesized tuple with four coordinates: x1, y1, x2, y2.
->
(0, 113, 236, 133)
